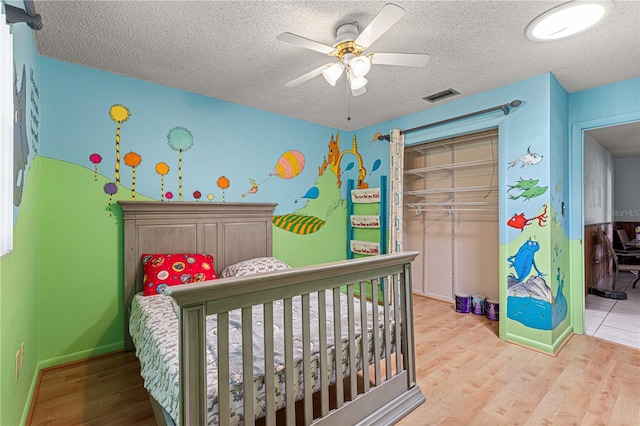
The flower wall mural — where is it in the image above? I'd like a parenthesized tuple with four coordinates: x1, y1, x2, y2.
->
(109, 104, 130, 184)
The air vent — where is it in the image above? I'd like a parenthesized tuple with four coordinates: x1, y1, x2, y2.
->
(423, 88, 460, 103)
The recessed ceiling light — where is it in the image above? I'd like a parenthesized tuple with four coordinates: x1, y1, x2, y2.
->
(525, 1, 613, 41)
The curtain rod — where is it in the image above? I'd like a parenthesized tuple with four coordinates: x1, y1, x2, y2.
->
(5, 0, 43, 30)
(377, 99, 522, 141)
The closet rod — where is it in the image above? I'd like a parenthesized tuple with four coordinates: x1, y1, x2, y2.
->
(377, 99, 522, 141)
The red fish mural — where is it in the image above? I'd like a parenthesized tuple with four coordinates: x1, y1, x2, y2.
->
(508, 204, 548, 232)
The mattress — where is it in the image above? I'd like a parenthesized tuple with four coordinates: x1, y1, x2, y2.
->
(129, 290, 394, 425)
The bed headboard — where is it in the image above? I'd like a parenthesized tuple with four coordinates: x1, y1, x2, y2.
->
(119, 201, 277, 350)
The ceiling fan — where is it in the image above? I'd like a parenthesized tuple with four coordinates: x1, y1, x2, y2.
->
(276, 3, 430, 96)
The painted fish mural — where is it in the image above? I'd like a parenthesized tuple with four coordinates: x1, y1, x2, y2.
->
(507, 204, 548, 232)
(272, 214, 326, 235)
(507, 178, 539, 193)
(508, 185, 548, 201)
(507, 146, 543, 169)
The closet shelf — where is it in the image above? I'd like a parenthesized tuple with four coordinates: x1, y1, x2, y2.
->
(406, 201, 498, 207)
(404, 158, 497, 177)
(405, 130, 497, 154)
(404, 185, 497, 196)
(407, 208, 498, 214)
(404, 128, 499, 299)
(405, 201, 498, 213)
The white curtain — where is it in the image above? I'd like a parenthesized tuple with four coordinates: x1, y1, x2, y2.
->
(1, 10, 14, 256)
(389, 129, 404, 253)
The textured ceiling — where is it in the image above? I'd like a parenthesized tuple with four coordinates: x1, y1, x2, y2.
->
(587, 122, 640, 158)
(30, 0, 640, 147)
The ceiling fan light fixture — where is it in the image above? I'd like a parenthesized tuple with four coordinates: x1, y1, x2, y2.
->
(349, 74, 367, 91)
(525, 0, 613, 41)
(349, 55, 371, 77)
(351, 85, 367, 97)
(322, 63, 345, 86)
(277, 3, 430, 95)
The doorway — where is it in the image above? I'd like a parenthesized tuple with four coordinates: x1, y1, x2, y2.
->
(583, 121, 640, 349)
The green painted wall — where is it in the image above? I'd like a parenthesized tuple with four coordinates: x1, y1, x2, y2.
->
(273, 166, 348, 267)
(0, 158, 41, 426)
(37, 157, 154, 365)
(35, 154, 348, 364)
(1, 2, 41, 423)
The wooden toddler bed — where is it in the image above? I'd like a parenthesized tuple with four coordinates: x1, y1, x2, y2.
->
(120, 201, 423, 425)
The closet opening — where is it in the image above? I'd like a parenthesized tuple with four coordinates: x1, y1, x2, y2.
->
(404, 128, 499, 303)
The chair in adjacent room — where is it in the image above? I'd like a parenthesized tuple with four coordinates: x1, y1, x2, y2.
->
(593, 230, 640, 299)
(615, 228, 640, 269)
(616, 227, 640, 251)
(616, 228, 630, 250)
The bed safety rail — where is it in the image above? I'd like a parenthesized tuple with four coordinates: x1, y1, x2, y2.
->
(167, 251, 423, 426)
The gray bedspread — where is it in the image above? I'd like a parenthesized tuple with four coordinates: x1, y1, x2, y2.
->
(130, 290, 393, 425)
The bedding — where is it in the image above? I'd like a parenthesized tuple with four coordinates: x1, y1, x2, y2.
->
(220, 256, 291, 278)
(142, 253, 217, 296)
(130, 289, 394, 425)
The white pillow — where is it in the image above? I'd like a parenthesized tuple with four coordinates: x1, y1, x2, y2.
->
(221, 257, 291, 278)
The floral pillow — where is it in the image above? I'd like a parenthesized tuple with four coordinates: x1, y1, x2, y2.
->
(220, 257, 291, 278)
(142, 253, 217, 296)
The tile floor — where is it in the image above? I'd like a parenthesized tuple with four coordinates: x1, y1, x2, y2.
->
(585, 271, 640, 349)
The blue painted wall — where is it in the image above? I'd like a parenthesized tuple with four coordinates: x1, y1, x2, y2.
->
(549, 75, 571, 344)
(568, 78, 640, 239)
(358, 73, 575, 352)
(40, 57, 336, 216)
(358, 75, 640, 348)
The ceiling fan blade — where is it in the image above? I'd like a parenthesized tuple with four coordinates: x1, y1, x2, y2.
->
(277, 32, 335, 55)
(285, 64, 332, 87)
(355, 3, 405, 49)
(370, 52, 430, 67)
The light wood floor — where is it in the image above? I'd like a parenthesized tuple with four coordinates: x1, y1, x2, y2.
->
(29, 351, 155, 425)
(400, 296, 640, 425)
(29, 296, 640, 425)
